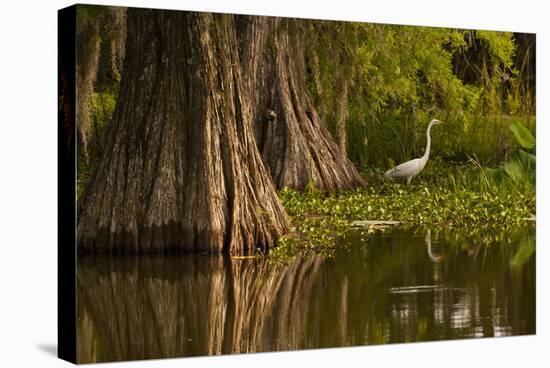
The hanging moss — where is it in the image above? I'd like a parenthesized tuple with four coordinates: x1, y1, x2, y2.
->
(76, 6, 127, 198)
(76, 5, 101, 161)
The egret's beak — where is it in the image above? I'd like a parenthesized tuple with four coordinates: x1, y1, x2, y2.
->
(437, 120, 446, 125)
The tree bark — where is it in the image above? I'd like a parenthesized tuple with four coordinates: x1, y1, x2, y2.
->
(237, 17, 366, 191)
(77, 10, 289, 254)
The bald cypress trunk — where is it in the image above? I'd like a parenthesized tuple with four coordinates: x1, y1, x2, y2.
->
(77, 10, 289, 254)
(237, 17, 366, 191)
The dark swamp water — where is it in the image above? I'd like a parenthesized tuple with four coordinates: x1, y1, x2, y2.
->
(76, 225, 535, 363)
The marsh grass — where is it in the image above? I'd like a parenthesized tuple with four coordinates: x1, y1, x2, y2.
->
(353, 115, 535, 169)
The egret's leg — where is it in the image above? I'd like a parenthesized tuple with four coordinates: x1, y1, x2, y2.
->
(406, 176, 412, 185)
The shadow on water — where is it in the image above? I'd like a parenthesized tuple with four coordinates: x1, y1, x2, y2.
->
(76, 224, 535, 363)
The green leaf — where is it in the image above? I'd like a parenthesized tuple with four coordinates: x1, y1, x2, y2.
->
(517, 149, 536, 168)
(503, 159, 523, 181)
(509, 122, 535, 149)
(510, 236, 535, 270)
(506, 149, 536, 181)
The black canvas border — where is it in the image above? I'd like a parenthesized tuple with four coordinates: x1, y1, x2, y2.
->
(58, 4, 77, 364)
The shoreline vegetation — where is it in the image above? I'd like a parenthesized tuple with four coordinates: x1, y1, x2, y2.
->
(271, 154, 535, 262)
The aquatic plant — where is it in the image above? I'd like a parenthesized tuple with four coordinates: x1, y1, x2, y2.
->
(271, 160, 535, 261)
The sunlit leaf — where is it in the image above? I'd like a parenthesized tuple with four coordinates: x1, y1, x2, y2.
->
(503, 159, 523, 181)
(509, 122, 535, 149)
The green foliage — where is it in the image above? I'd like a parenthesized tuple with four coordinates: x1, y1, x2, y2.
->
(305, 22, 532, 168)
(481, 121, 535, 190)
(76, 4, 122, 198)
(272, 159, 535, 261)
(91, 87, 118, 128)
(509, 121, 535, 149)
(483, 151, 534, 189)
(510, 234, 536, 270)
(76, 84, 119, 198)
(476, 31, 516, 68)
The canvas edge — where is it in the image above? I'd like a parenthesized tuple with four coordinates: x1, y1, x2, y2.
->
(58, 4, 77, 364)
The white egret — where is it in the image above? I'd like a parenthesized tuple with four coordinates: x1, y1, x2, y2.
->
(384, 119, 445, 184)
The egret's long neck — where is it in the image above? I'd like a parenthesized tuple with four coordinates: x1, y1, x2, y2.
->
(421, 122, 434, 164)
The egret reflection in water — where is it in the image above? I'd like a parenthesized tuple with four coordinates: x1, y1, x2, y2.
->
(77, 226, 535, 363)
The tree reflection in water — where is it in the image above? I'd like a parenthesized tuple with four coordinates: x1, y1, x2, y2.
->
(77, 225, 535, 363)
